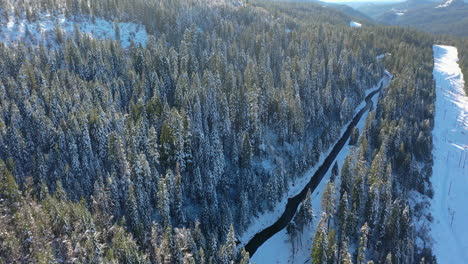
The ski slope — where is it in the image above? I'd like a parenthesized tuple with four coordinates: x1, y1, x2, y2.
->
(431, 45, 468, 263)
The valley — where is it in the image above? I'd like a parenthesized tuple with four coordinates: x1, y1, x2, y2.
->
(250, 73, 392, 263)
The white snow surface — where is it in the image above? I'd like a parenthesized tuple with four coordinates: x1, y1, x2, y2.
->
(246, 74, 392, 264)
(430, 45, 468, 263)
(391, 8, 407, 15)
(207, 0, 245, 7)
(0, 13, 148, 48)
(349, 21, 362, 28)
(436, 0, 454, 8)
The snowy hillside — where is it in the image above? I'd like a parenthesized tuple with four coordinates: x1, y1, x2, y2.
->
(350, 21, 362, 28)
(436, 0, 465, 7)
(356, 0, 468, 36)
(206, 0, 245, 7)
(436, 0, 454, 7)
(0, 13, 148, 48)
(431, 45, 468, 263)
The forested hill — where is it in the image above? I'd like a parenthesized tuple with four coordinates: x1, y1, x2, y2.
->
(263, 0, 373, 23)
(356, 0, 468, 37)
(0, 0, 437, 263)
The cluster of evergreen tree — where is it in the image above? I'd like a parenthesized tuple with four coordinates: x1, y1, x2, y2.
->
(0, 0, 392, 262)
(459, 39, 468, 95)
(450, 37, 468, 95)
(0, 160, 148, 263)
(310, 27, 437, 264)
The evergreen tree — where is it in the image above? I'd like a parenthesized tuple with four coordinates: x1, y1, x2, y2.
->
(357, 223, 370, 264)
(349, 127, 359, 146)
(0, 159, 21, 208)
(340, 237, 353, 264)
(322, 182, 336, 228)
(312, 214, 329, 264)
(295, 189, 315, 232)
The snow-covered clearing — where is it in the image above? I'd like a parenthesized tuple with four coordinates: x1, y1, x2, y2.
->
(430, 45, 468, 263)
(436, 0, 454, 8)
(391, 8, 407, 16)
(207, 0, 245, 7)
(0, 13, 148, 48)
(245, 74, 392, 264)
(349, 21, 362, 28)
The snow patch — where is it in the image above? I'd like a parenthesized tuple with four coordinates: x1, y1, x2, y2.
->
(390, 8, 407, 16)
(349, 21, 362, 28)
(206, 0, 245, 7)
(0, 13, 148, 48)
(436, 0, 454, 8)
(430, 45, 468, 263)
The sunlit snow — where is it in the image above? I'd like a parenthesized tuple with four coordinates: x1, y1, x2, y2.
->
(430, 45, 468, 263)
(436, 0, 454, 8)
(0, 13, 148, 48)
(350, 21, 362, 28)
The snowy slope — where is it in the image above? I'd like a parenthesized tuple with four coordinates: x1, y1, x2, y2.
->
(249, 74, 392, 264)
(431, 45, 468, 263)
(350, 21, 362, 28)
(436, 0, 455, 8)
(0, 13, 148, 48)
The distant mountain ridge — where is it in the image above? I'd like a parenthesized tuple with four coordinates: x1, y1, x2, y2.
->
(269, 0, 373, 22)
(355, 0, 468, 36)
(315, 1, 373, 22)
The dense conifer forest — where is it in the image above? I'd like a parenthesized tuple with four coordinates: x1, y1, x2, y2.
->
(0, 0, 445, 263)
(310, 27, 437, 263)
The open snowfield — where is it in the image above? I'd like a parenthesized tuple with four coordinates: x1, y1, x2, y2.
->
(248, 74, 392, 264)
(431, 45, 468, 263)
(436, 0, 454, 8)
(0, 13, 148, 48)
(349, 21, 362, 28)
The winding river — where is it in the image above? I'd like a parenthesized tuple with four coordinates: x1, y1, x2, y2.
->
(244, 76, 390, 257)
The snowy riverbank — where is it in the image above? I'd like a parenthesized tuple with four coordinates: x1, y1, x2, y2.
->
(430, 45, 468, 263)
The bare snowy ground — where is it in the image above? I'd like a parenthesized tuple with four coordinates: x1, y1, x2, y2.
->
(246, 74, 392, 264)
(431, 45, 468, 263)
(350, 21, 362, 28)
(436, 0, 454, 8)
(0, 12, 148, 48)
(206, 0, 245, 7)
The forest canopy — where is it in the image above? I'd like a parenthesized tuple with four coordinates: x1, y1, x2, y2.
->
(0, 0, 441, 263)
